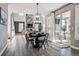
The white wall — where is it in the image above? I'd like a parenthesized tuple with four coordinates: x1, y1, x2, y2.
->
(42, 16, 46, 32)
(45, 13, 55, 42)
(51, 13, 55, 42)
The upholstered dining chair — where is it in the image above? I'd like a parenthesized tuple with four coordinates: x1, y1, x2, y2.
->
(44, 33, 49, 46)
(38, 36, 46, 49)
(25, 34, 35, 48)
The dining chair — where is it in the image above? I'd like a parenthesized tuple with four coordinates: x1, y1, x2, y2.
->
(25, 34, 35, 48)
(44, 33, 49, 46)
(38, 36, 46, 49)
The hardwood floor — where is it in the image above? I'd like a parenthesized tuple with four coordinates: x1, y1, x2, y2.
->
(2, 34, 79, 56)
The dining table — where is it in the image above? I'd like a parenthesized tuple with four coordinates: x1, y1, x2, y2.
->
(29, 32, 46, 48)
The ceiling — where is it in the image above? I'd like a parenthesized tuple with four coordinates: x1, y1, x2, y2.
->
(8, 3, 67, 16)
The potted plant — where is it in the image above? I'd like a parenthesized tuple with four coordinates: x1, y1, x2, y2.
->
(62, 24, 66, 40)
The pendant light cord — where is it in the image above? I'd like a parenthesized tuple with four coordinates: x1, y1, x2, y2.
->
(36, 3, 39, 15)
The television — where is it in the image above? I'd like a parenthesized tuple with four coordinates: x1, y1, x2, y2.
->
(27, 24, 33, 28)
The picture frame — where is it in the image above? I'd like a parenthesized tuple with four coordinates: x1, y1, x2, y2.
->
(0, 8, 7, 25)
(26, 14, 33, 27)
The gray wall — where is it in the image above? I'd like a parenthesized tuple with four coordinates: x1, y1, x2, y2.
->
(55, 3, 79, 48)
(0, 3, 8, 53)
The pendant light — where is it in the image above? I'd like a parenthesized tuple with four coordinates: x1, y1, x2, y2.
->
(35, 3, 42, 20)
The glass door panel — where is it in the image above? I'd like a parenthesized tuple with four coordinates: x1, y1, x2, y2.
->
(55, 11, 71, 47)
(55, 15, 62, 43)
(61, 11, 71, 45)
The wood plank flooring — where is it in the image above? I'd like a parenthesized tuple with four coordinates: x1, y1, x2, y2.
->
(2, 34, 79, 56)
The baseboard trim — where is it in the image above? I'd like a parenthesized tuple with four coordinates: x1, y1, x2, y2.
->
(70, 45, 79, 51)
(0, 44, 8, 56)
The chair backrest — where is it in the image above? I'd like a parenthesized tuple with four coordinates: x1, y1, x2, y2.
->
(38, 36, 46, 48)
(45, 33, 49, 40)
(38, 36, 45, 41)
(25, 34, 29, 41)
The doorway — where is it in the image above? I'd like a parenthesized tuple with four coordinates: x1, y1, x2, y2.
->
(55, 11, 71, 47)
(14, 22, 25, 34)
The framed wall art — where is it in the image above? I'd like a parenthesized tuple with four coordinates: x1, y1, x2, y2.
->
(0, 8, 7, 25)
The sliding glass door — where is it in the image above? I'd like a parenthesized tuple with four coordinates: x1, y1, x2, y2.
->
(55, 11, 71, 47)
(61, 11, 71, 45)
(55, 15, 62, 43)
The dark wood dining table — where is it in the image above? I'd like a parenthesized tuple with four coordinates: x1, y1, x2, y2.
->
(29, 32, 46, 48)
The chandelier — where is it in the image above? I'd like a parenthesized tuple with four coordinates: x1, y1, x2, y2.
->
(35, 3, 42, 20)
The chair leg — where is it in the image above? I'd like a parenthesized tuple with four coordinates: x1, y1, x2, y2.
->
(31, 41, 34, 47)
(41, 43, 46, 49)
(47, 41, 49, 46)
(42, 41, 46, 49)
(46, 40, 49, 46)
(26, 40, 29, 48)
